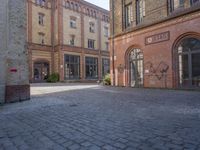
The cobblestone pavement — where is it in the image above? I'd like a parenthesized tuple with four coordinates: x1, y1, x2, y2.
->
(0, 83, 200, 150)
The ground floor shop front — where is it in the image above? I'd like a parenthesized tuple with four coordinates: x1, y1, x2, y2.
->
(110, 11, 200, 89)
(28, 45, 110, 83)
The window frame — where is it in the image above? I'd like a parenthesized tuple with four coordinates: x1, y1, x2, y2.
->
(64, 54, 80, 80)
(88, 39, 95, 49)
(38, 13, 45, 26)
(85, 57, 98, 79)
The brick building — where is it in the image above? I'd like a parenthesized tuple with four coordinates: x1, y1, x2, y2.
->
(27, 0, 110, 82)
(110, 0, 200, 89)
(0, 0, 30, 104)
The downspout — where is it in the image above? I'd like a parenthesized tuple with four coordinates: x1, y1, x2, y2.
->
(111, 0, 115, 86)
(51, 0, 55, 74)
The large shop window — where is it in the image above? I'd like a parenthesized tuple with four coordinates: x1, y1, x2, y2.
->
(177, 37, 200, 87)
(85, 57, 98, 79)
(64, 55, 80, 80)
(102, 58, 110, 77)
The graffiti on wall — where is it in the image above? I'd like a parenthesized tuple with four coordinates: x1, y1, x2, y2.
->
(145, 61, 169, 80)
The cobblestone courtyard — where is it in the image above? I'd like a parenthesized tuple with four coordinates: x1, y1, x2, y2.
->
(0, 84, 200, 150)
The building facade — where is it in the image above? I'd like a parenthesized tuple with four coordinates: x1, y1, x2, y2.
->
(0, 0, 30, 104)
(27, 0, 110, 83)
(110, 0, 200, 89)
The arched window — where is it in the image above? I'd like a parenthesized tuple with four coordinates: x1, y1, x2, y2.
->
(71, 2, 74, 10)
(65, 1, 70, 8)
(129, 48, 143, 87)
(94, 11, 97, 18)
(87, 8, 90, 15)
(177, 37, 200, 87)
(75, 4, 78, 11)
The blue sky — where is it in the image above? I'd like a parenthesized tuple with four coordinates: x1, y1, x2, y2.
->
(84, 0, 109, 10)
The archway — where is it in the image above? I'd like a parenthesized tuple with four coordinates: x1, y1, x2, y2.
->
(128, 48, 144, 87)
(174, 36, 200, 88)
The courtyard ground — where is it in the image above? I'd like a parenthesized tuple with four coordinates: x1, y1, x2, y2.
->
(0, 83, 200, 150)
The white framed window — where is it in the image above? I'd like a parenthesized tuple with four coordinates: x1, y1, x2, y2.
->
(89, 22, 95, 33)
(70, 17, 76, 28)
(104, 26, 109, 37)
(88, 39, 95, 49)
(136, 0, 145, 24)
(35, 0, 46, 6)
(38, 13, 44, 25)
(105, 42, 109, 51)
(124, 2, 133, 28)
(69, 35, 75, 46)
(38, 32, 45, 44)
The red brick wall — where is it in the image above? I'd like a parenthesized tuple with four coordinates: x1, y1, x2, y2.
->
(5, 85, 30, 103)
(110, 11, 200, 88)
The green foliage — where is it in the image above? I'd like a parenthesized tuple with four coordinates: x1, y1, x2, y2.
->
(103, 74, 111, 85)
(47, 73, 59, 83)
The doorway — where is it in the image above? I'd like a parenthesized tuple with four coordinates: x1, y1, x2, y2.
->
(33, 61, 49, 82)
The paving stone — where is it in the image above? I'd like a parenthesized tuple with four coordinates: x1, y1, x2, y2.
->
(0, 84, 200, 150)
(68, 144, 81, 150)
(81, 141, 92, 147)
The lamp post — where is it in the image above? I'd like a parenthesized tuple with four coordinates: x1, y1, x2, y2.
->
(111, 0, 115, 86)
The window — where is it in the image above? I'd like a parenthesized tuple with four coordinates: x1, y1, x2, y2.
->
(168, 0, 188, 12)
(129, 49, 144, 87)
(70, 17, 76, 28)
(94, 11, 97, 18)
(71, 2, 74, 10)
(75, 4, 79, 11)
(104, 26, 109, 37)
(105, 42, 109, 51)
(136, 0, 145, 25)
(190, 0, 200, 5)
(65, 1, 70, 8)
(89, 22, 95, 33)
(177, 37, 200, 87)
(88, 39, 95, 49)
(124, 3, 133, 28)
(102, 15, 105, 21)
(35, 0, 46, 6)
(38, 13, 44, 25)
(87, 8, 90, 15)
(69, 35, 75, 46)
(38, 32, 45, 44)
(64, 55, 80, 80)
(102, 58, 110, 77)
(85, 57, 98, 79)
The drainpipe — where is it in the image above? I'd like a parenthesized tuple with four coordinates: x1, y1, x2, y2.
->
(111, 0, 115, 86)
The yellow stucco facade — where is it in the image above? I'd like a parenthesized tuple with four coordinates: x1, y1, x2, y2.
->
(28, 0, 110, 82)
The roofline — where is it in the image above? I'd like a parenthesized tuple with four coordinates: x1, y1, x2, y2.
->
(79, 0, 109, 14)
